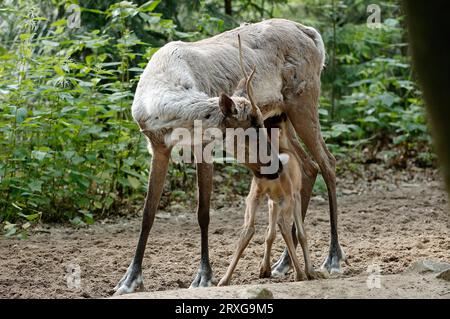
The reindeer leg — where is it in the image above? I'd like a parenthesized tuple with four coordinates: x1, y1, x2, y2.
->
(190, 162, 215, 288)
(272, 122, 319, 277)
(286, 92, 347, 275)
(287, 121, 320, 222)
(114, 146, 171, 295)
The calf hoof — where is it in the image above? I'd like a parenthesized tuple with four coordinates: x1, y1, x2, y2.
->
(259, 265, 272, 279)
(217, 277, 230, 287)
(294, 270, 308, 281)
(306, 268, 329, 280)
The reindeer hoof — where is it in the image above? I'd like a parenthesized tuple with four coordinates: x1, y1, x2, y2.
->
(113, 266, 144, 296)
(271, 249, 292, 278)
(190, 270, 214, 288)
(321, 244, 347, 275)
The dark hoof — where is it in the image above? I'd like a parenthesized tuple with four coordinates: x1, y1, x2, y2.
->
(259, 265, 272, 279)
(321, 244, 347, 275)
(271, 250, 292, 278)
(190, 269, 215, 288)
(113, 266, 144, 296)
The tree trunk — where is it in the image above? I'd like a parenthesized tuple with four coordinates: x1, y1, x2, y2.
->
(403, 1, 450, 195)
(225, 0, 232, 16)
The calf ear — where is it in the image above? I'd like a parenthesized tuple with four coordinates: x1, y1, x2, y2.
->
(219, 93, 237, 117)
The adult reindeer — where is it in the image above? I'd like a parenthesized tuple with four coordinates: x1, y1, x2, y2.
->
(114, 19, 346, 295)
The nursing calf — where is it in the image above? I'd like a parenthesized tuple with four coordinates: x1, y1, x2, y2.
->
(219, 114, 325, 286)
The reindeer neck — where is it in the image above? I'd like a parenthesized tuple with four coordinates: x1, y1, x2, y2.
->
(134, 84, 226, 133)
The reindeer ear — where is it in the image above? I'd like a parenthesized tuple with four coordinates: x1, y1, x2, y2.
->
(219, 93, 237, 117)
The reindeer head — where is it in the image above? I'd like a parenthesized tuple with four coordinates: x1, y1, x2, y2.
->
(218, 35, 283, 180)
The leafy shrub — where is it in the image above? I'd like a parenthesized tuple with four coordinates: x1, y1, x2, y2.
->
(0, 1, 182, 229)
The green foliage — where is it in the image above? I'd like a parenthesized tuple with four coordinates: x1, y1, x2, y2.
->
(0, 0, 182, 231)
(288, 0, 432, 165)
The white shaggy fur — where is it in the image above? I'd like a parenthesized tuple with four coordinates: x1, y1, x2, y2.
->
(131, 19, 325, 146)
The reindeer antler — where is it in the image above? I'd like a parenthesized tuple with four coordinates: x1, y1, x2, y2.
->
(238, 34, 248, 81)
(238, 34, 258, 113)
(246, 67, 258, 112)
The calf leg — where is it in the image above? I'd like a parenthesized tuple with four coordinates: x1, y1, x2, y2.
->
(190, 162, 215, 288)
(278, 208, 307, 281)
(272, 122, 319, 277)
(259, 200, 278, 278)
(292, 196, 326, 280)
(218, 191, 259, 286)
(114, 146, 171, 295)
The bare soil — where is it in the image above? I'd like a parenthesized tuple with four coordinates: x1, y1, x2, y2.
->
(0, 166, 449, 299)
(113, 272, 449, 299)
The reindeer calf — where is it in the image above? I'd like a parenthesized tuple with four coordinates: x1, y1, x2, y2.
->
(218, 114, 325, 286)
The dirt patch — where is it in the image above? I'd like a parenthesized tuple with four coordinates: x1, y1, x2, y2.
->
(0, 167, 448, 298)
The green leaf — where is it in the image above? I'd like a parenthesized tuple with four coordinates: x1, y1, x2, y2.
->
(70, 217, 85, 227)
(138, 12, 160, 24)
(16, 107, 27, 123)
(28, 181, 44, 193)
(71, 156, 85, 165)
(93, 201, 102, 209)
(360, 116, 379, 124)
(379, 93, 396, 107)
(139, 0, 161, 12)
(4, 226, 17, 237)
(80, 211, 95, 225)
(19, 33, 31, 41)
(31, 150, 47, 161)
(128, 67, 144, 72)
(127, 176, 140, 189)
(50, 19, 67, 27)
(349, 79, 373, 87)
(21, 213, 41, 222)
(318, 108, 329, 117)
(42, 40, 60, 47)
(105, 196, 114, 208)
(54, 65, 65, 76)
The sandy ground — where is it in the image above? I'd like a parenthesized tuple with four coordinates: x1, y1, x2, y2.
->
(0, 167, 449, 298)
(113, 272, 449, 299)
